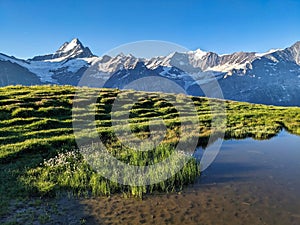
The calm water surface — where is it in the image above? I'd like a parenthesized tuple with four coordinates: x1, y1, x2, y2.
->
(192, 130, 300, 224)
(82, 130, 300, 225)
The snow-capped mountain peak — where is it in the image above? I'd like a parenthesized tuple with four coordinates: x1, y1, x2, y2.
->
(187, 48, 208, 60)
(30, 38, 94, 62)
(49, 38, 94, 62)
(255, 48, 283, 57)
(57, 38, 83, 54)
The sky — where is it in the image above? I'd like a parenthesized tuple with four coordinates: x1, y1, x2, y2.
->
(0, 0, 300, 59)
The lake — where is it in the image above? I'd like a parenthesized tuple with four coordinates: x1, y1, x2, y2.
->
(80, 130, 300, 224)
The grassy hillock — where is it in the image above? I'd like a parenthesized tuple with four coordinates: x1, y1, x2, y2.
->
(0, 85, 299, 208)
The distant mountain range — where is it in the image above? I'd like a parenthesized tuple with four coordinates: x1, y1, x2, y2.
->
(0, 38, 299, 106)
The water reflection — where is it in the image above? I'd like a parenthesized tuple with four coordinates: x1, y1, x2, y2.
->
(194, 130, 300, 186)
(193, 130, 300, 220)
(81, 130, 300, 225)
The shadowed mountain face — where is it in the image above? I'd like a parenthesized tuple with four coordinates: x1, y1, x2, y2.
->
(0, 60, 42, 86)
(0, 39, 299, 106)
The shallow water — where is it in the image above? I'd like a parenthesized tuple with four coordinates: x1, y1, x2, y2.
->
(81, 130, 300, 225)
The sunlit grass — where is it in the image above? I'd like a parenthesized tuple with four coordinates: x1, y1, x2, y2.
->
(0, 84, 299, 208)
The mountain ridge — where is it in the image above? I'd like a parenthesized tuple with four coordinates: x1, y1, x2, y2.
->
(0, 38, 299, 106)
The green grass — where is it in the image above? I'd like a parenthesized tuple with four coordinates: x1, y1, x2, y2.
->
(0, 85, 300, 214)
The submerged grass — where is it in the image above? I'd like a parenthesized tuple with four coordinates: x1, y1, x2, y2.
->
(0, 85, 300, 212)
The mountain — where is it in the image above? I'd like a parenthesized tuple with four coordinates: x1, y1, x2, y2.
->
(0, 39, 299, 106)
(0, 38, 99, 85)
(0, 54, 42, 86)
(30, 38, 94, 62)
(216, 43, 300, 105)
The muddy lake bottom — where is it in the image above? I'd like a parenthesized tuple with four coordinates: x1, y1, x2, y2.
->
(2, 130, 300, 225)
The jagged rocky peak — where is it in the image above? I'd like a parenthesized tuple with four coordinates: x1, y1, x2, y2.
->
(288, 41, 300, 64)
(110, 53, 139, 69)
(93, 53, 140, 74)
(53, 38, 95, 60)
(290, 41, 300, 50)
(261, 41, 300, 64)
(57, 38, 84, 53)
(30, 38, 95, 61)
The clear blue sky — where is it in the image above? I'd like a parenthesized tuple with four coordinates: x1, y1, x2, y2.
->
(1, 0, 300, 59)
